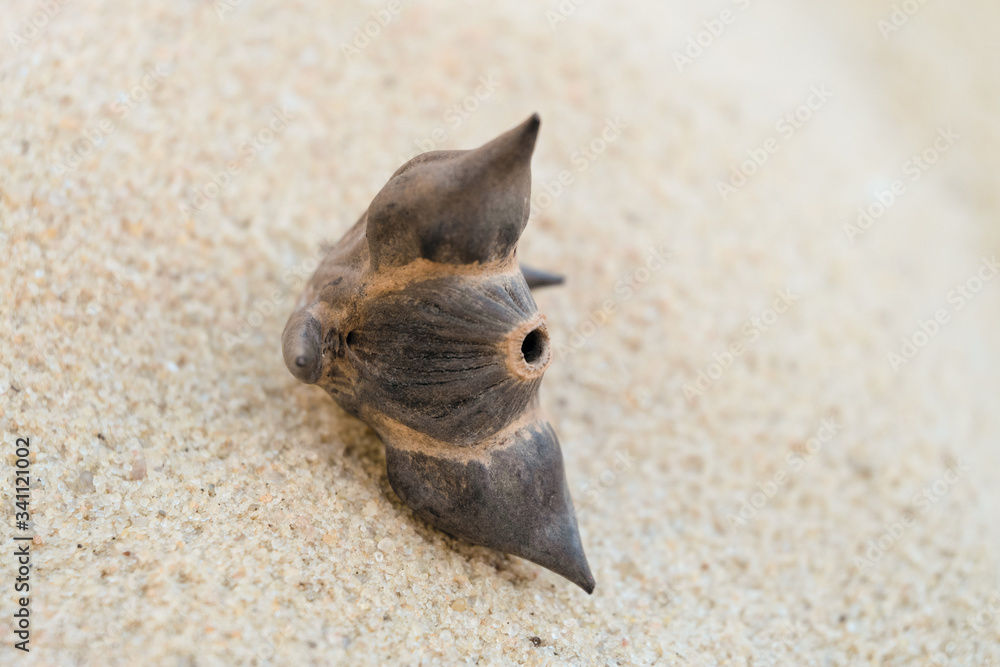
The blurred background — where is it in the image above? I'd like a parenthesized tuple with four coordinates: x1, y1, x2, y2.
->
(2, 0, 999, 664)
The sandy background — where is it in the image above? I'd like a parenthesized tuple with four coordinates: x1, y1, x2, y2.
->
(2, 0, 1000, 665)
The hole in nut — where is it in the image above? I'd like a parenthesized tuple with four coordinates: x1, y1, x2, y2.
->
(346, 331, 359, 347)
(521, 328, 546, 364)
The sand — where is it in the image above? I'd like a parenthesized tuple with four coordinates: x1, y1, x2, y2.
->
(2, 0, 1000, 664)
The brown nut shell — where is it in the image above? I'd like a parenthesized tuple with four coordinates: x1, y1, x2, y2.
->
(282, 114, 593, 593)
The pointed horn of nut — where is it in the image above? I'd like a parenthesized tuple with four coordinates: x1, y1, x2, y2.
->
(367, 113, 541, 268)
(520, 264, 564, 289)
(384, 420, 595, 594)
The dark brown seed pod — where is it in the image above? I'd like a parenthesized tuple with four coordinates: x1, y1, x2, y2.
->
(282, 114, 595, 593)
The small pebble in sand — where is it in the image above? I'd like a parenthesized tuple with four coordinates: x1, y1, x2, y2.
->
(130, 453, 147, 481)
(77, 471, 96, 493)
